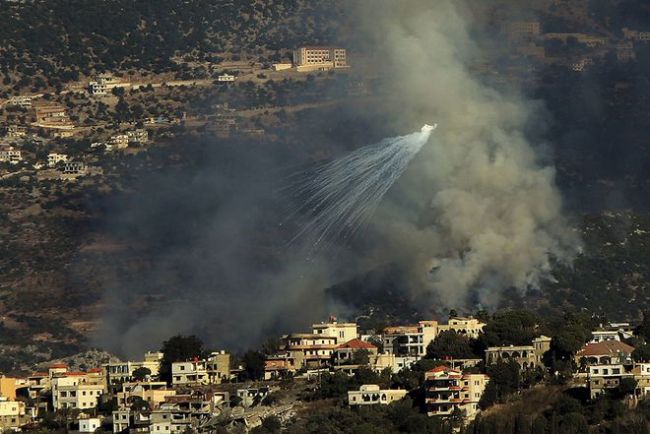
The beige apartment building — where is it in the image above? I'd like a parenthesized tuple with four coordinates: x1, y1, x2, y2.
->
(283, 333, 338, 368)
(383, 321, 439, 357)
(485, 336, 551, 369)
(424, 366, 488, 422)
(293, 46, 347, 71)
(52, 370, 106, 411)
(312, 319, 358, 344)
(171, 351, 230, 386)
(0, 397, 27, 430)
(439, 317, 485, 339)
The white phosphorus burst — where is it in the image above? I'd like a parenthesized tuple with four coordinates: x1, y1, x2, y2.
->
(286, 124, 437, 247)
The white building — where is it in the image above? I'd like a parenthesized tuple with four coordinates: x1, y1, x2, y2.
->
(112, 409, 130, 433)
(347, 384, 407, 406)
(292, 46, 347, 71)
(79, 417, 101, 433)
(48, 153, 68, 167)
(126, 129, 149, 144)
(312, 319, 358, 344)
(171, 352, 230, 386)
(108, 134, 129, 149)
(217, 74, 236, 82)
(382, 321, 438, 357)
(52, 373, 105, 411)
(0, 146, 22, 164)
(0, 397, 27, 430)
(7, 96, 33, 109)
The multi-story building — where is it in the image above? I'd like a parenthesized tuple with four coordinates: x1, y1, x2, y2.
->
(7, 96, 33, 109)
(347, 384, 407, 406)
(485, 336, 550, 369)
(0, 146, 22, 164)
(575, 341, 634, 366)
(116, 381, 175, 409)
(264, 353, 298, 380)
(112, 409, 131, 433)
(171, 351, 230, 386)
(5, 125, 27, 139)
(51, 369, 106, 411)
(89, 74, 128, 96)
(587, 364, 632, 399)
(31, 103, 67, 123)
(439, 317, 486, 339)
(0, 377, 18, 400)
(424, 366, 488, 422)
(372, 353, 420, 373)
(282, 334, 338, 368)
(0, 397, 27, 430)
(334, 339, 378, 366)
(105, 351, 163, 393)
(47, 153, 68, 167)
(292, 46, 347, 71)
(312, 319, 358, 344)
(127, 129, 149, 144)
(108, 134, 129, 149)
(382, 321, 438, 357)
(62, 161, 88, 176)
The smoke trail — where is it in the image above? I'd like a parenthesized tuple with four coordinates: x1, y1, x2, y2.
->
(287, 124, 436, 247)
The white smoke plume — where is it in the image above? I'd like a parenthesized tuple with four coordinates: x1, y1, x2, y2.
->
(357, 0, 580, 308)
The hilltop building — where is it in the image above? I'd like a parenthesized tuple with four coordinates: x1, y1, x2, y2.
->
(292, 46, 347, 71)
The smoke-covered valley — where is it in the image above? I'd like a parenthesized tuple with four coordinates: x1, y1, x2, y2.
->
(85, 0, 590, 356)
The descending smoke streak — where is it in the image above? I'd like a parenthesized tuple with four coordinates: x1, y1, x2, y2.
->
(287, 125, 436, 247)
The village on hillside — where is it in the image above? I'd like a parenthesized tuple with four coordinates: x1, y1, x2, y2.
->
(0, 312, 647, 432)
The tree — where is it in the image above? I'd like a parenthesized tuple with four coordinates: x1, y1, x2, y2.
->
(479, 310, 539, 348)
(132, 367, 152, 381)
(130, 396, 151, 413)
(638, 311, 650, 342)
(242, 350, 265, 380)
(159, 335, 205, 383)
(612, 377, 637, 399)
(632, 342, 650, 362)
(426, 330, 474, 360)
(479, 360, 521, 409)
(352, 349, 370, 365)
(559, 413, 588, 434)
(261, 415, 281, 433)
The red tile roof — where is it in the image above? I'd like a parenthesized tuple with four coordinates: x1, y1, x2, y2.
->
(428, 365, 459, 374)
(337, 339, 377, 350)
(87, 368, 103, 373)
(576, 341, 634, 358)
(49, 363, 68, 369)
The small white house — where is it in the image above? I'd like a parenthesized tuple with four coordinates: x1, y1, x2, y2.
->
(79, 417, 101, 433)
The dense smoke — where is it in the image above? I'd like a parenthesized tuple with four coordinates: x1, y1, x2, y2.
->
(358, 0, 580, 307)
(92, 0, 579, 356)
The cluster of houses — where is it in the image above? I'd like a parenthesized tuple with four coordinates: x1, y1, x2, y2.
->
(266, 317, 650, 423)
(0, 317, 647, 431)
(0, 350, 245, 432)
